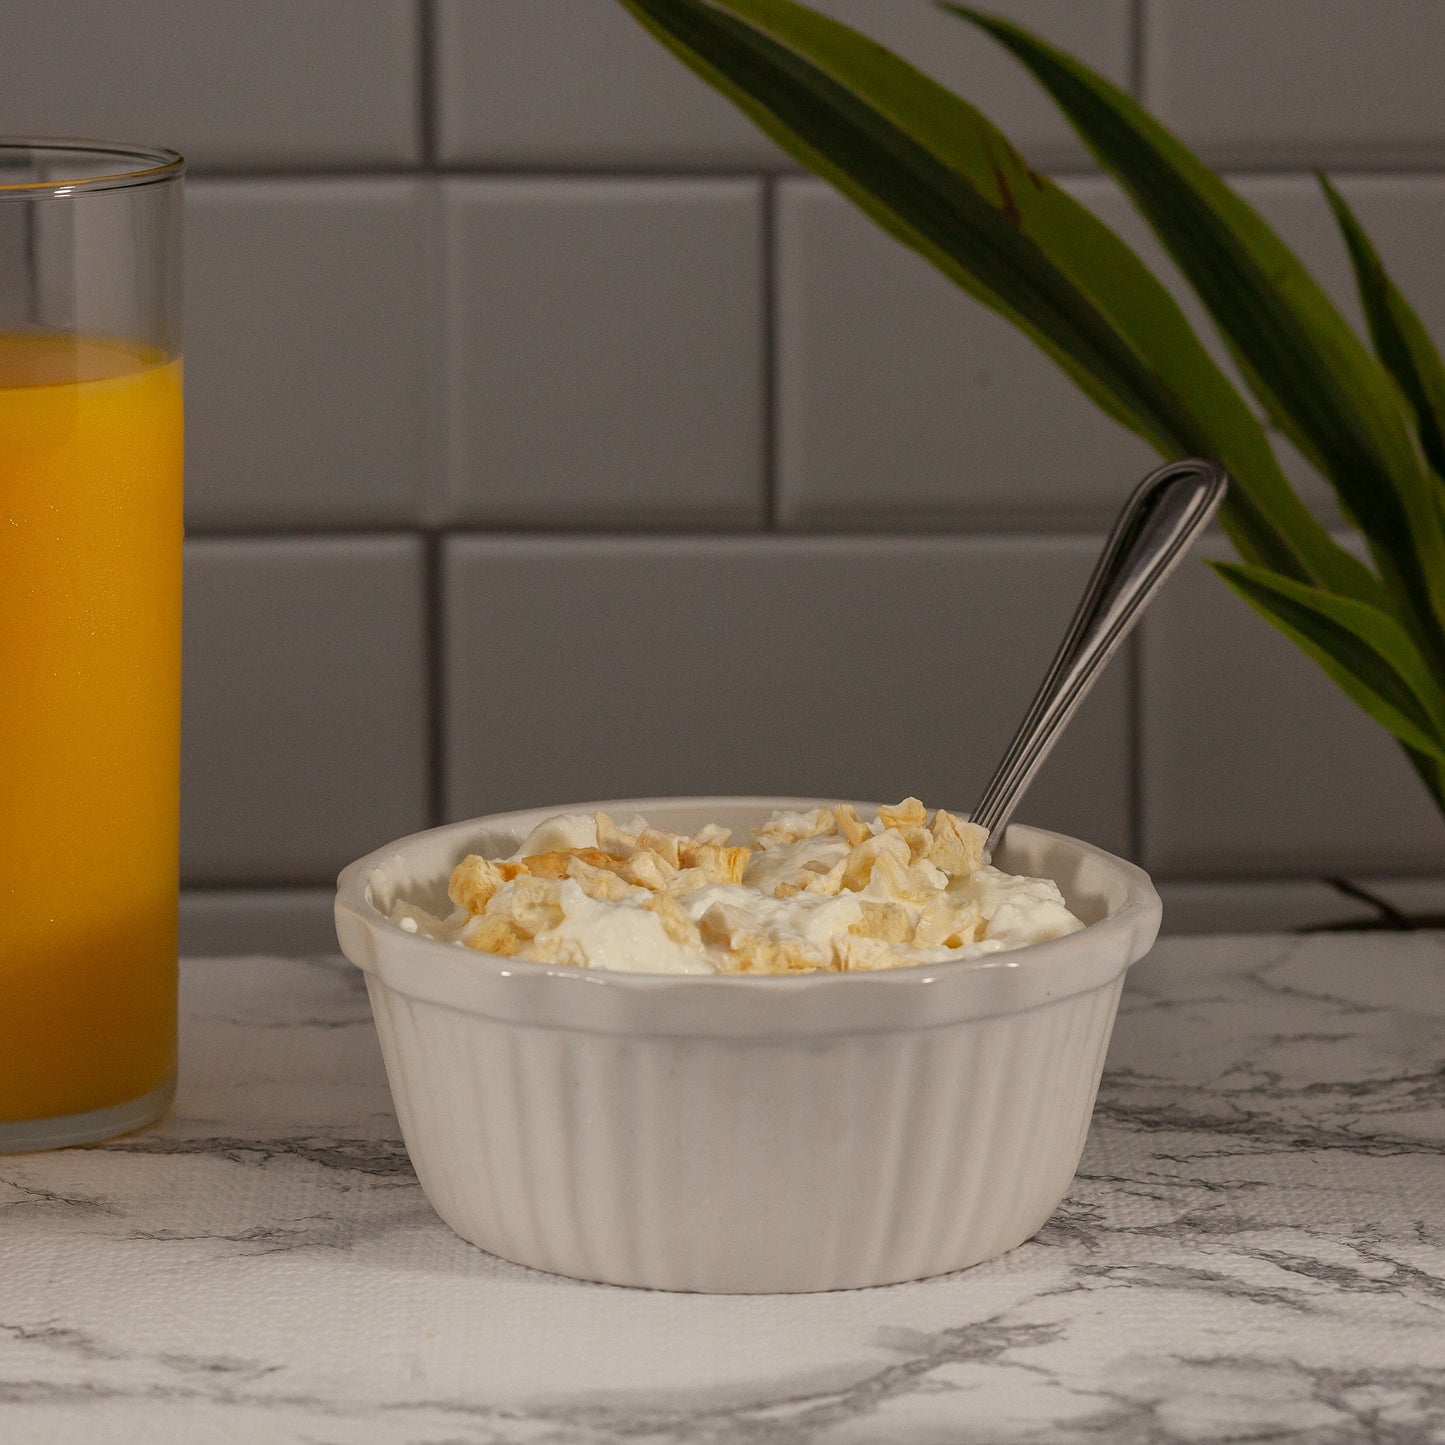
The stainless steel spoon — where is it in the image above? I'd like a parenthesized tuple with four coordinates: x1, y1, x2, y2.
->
(971, 458, 1227, 862)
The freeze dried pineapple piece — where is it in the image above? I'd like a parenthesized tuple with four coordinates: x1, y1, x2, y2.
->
(840, 829, 911, 892)
(682, 842, 752, 885)
(645, 892, 703, 949)
(832, 804, 871, 846)
(697, 900, 746, 951)
(722, 932, 824, 975)
(913, 895, 982, 949)
(754, 807, 837, 850)
(831, 934, 896, 972)
(636, 827, 682, 869)
(928, 808, 987, 878)
(878, 797, 927, 830)
(517, 847, 603, 880)
(566, 854, 637, 902)
(772, 857, 846, 899)
(849, 900, 912, 944)
(620, 847, 676, 891)
(521, 933, 589, 968)
(462, 913, 526, 956)
(870, 850, 943, 905)
(449, 854, 521, 913)
(664, 865, 712, 896)
(491, 875, 567, 937)
(594, 811, 639, 859)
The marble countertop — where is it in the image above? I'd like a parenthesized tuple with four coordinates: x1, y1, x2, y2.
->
(3, 935, 1444, 1444)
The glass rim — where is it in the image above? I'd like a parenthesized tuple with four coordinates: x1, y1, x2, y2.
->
(0, 137, 184, 199)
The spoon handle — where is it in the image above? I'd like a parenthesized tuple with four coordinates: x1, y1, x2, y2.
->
(971, 458, 1227, 858)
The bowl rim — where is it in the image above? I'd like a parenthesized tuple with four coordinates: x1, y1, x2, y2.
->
(335, 796, 1161, 993)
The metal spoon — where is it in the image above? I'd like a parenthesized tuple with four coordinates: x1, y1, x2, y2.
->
(971, 457, 1227, 863)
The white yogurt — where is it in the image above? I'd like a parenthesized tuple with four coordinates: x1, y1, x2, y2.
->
(393, 804, 1086, 975)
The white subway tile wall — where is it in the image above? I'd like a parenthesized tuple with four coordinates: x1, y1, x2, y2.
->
(775, 177, 1158, 529)
(1, 1, 1438, 951)
(441, 535, 1132, 851)
(180, 538, 429, 883)
(185, 180, 436, 528)
(0, 0, 421, 169)
(443, 178, 765, 525)
(1144, 0, 1445, 169)
(1141, 536, 1445, 878)
(434, 0, 782, 168)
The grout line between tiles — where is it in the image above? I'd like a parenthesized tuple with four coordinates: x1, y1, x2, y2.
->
(182, 884, 337, 896)
(180, 161, 1445, 186)
(182, 522, 1128, 543)
(418, 0, 439, 170)
(184, 162, 1111, 183)
(760, 175, 778, 530)
(181, 879, 339, 893)
(185, 525, 430, 542)
(423, 529, 447, 827)
(1152, 871, 1445, 888)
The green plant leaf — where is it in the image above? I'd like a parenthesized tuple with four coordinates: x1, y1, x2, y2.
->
(1404, 746, 1445, 815)
(614, 0, 1377, 595)
(1212, 562, 1445, 761)
(945, 5, 1445, 669)
(1319, 173, 1445, 489)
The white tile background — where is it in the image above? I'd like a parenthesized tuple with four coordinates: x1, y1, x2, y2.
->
(2, 0, 1441, 952)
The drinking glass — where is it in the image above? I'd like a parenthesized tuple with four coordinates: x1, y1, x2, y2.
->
(0, 140, 184, 1151)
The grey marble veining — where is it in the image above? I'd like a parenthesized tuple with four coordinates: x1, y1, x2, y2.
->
(2, 937, 1444, 1444)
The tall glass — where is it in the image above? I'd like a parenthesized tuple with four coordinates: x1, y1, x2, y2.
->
(0, 141, 184, 1151)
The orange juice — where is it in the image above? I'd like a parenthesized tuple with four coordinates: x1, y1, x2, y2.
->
(0, 332, 183, 1124)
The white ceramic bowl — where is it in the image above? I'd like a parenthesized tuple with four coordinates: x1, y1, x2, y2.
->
(334, 798, 1161, 1293)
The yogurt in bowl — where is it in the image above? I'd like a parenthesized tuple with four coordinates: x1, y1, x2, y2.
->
(334, 797, 1161, 1293)
(388, 799, 1086, 975)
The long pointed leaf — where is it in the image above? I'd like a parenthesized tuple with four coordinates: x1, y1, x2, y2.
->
(616, 0, 1377, 595)
(1212, 562, 1445, 761)
(1404, 745, 1445, 815)
(946, 5, 1445, 669)
(1320, 174, 1445, 488)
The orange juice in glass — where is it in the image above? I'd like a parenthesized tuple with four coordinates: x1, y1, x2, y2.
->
(0, 141, 183, 1151)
